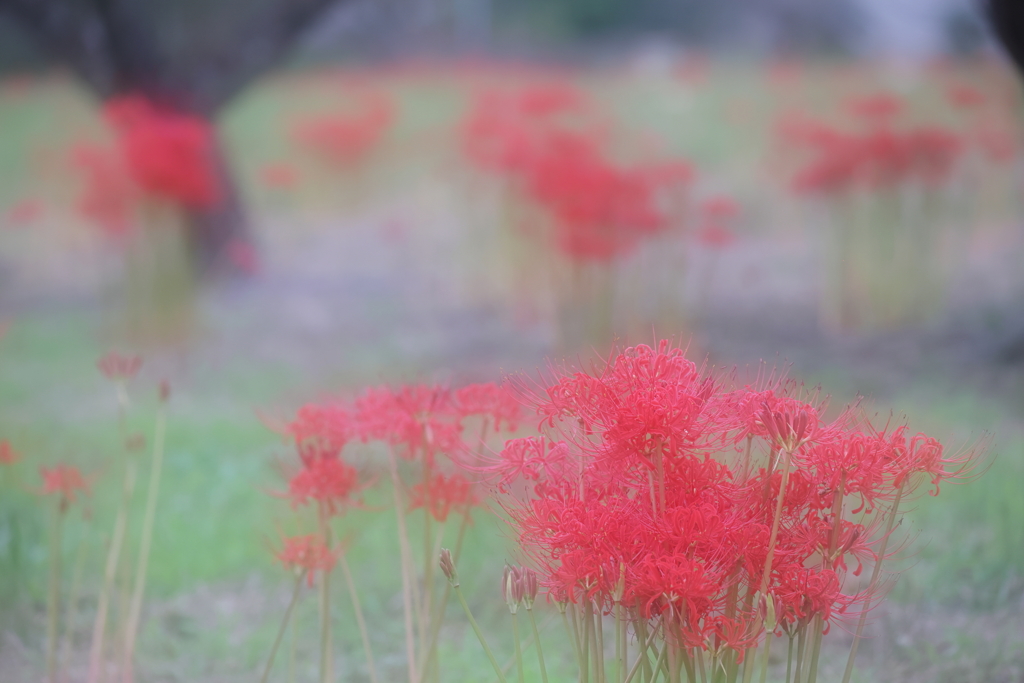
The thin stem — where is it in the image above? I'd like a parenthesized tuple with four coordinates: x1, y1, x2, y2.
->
(805, 616, 823, 683)
(388, 447, 418, 683)
(46, 502, 65, 683)
(695, 648, 707, 683)
(88, 447, 137, 683)
(841, 483, 905, 683)
(649, 642, 669, 683)
(595, 604, 606, 683)
(793, 627, 806, 683)
(512, 612, 526, 683)
(318, 506, 333, 683)
(562, 606, 584, 680)
(528, 608, 550, 683)
(757, 632, 773, 683)
(615, 606, 622, 683)
(582, 601, 593, 683)
(60, 526, 90, 683)
(418, 514, 470, 683)
(288, 611, 296, 683)
(340, 552, 378, 683)
(122, 406, 167, 683)
(259, 573, 305, 683)
(452, 582, 508, 683)
(569, 602, 585, 681)
(785, 635, 794, 683)
(758, 450, 792, 597)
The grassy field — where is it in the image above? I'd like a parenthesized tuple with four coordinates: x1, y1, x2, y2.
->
(2, 60, 1024, 682)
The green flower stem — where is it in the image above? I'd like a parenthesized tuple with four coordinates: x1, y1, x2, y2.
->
(319, 509, 333, 683)
(793, 627, 806, 683)
(561, 607, 583, 678)
(512, 612, 525, 683)
(568, 602, 585, 677)
(259, 572, 305, 683)
(340, 552, 378, 683)
(784, 634, 794, 683)
(452, 581, 508, 683)
(841, 483, 905, 683)
(46, 501, 65, 683)
(758, 630, 774, 683)
(388, 448, 418, 683)
(527, 607, 549, 683)
(418, 513, 470, 683)
(60, 527, 90, 683)
(582, 600, 593, 683)
(88, 447, 138, 683)
(122, 405, 167, 683)
(595, 603, 606, 683)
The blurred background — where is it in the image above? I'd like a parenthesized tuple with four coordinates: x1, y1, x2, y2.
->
(2, 0, 1024, 681)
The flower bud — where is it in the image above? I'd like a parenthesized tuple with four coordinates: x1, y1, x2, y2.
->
(522, 567, 539, 610)
(439, 548, 458, 586)
(503, 564, 524, 614)
(758, 592, 778, 632)
(159, 380, 171, 403)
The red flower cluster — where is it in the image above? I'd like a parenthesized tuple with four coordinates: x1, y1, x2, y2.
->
(0, 439, 19, 466)
(460, 83, 694, 260)
(38, 464, 91, 506)
(291, 90, 394, 167)
(489, 341, 978, 658)
(277, 381, 519, 522)
(97, 351, 142, 382)
(72, 144, 137, 238)
(275, 534, 337, 586)
(104, 95, 221, 209)
(783, 116, 964, 194)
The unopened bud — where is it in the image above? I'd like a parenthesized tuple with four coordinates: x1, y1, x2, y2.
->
(159, 380, 171, 403)
(522, 568, 539, 610)
(439, 548, 457, 586)
(503, 564, 523, 614)
(759, 592, 777, 632)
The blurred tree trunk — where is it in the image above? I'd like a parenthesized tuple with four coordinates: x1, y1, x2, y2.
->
(0, 0, 355, 277)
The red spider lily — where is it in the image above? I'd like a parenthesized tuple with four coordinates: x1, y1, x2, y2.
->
(0, 440, 20, 466)
(846, 93, 903, 121)
(287, 403, 352, 456)
(486, 339, 983, 663)
(38, 464, 91, 506)
(72, 144, 137, 238)
(699, 196, 739, 222)
(354, 384, 464, 465)
(5, 198, 44, 226)
(408, 472, 478, 522)
(695, 223, 736, 249)
(291, 90, 394, 168)
(274, 534, 337, 586)
(789, 119, 964, 194)
(97, 351, 142, 381)
(454, 382, 521, 432)
(947, 84, 986, 109)
(104, 95, 221, 209)
(284, 452, 361, 517)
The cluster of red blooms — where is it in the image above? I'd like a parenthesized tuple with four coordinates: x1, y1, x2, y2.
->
(271, 381, 520, 578)
(291, 89, 394, 168)
(782, 114, 964, 194)
(38, 464, 91, 510)
(73, 95, 220, 236)
(460, 83, 694, 260)
(488, 341, 978, 657)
